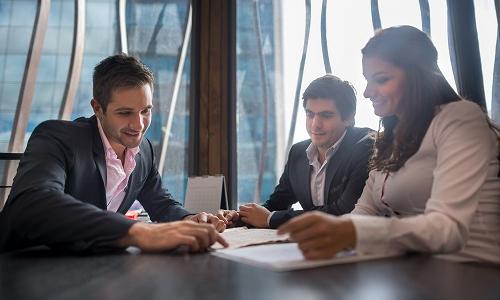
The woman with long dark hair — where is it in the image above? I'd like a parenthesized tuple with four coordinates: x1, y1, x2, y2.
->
(278, 25, 500, 264)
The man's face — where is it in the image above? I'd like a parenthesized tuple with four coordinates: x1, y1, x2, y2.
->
(91, 84, 153, 155)
(305, 98, 350, 151)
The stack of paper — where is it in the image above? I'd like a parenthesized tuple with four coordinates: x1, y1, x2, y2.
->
(212, 227, 289, 249)
(213, 243, 401, 271)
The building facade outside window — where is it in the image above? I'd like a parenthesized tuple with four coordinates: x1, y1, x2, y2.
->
(0, 0, 191, 202)
(235, 0, 497, 206)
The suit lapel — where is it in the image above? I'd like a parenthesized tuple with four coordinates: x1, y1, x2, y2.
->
(323, 127, 354, 202)
(90, 116, 108, 209)
(293, 142, 313, 210)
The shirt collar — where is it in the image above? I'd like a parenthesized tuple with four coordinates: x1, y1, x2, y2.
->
(306, 128, 347, 164)
(96, 117, 140, 159)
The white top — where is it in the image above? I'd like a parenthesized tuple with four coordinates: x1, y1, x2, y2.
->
(350, 100, 500, 264)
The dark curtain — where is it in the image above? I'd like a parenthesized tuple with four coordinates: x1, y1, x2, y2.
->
(447, 0, 486, 110)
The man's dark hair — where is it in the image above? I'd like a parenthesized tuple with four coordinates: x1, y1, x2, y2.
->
(93, 53, 155, 112)
(302, 74, 357, 121)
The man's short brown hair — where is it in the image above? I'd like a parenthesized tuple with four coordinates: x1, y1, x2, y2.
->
(302, 74, 356, 121)
(93, 53, 155, 112)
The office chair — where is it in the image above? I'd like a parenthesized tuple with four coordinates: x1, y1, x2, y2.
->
(0, 152, 23, 210)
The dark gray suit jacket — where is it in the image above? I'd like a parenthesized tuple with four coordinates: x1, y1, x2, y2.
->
(0, 116, 191, 253)
(263, 126, 374, 228)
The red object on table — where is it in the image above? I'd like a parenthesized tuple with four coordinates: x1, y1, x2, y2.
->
(125, 210, 139, 220)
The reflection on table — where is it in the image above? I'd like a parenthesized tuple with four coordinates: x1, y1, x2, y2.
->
(1, 247, 499, 300)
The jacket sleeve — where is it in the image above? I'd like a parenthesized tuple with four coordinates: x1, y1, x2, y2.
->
(136, 140, 192, 222)
(0, 121, 136, 254)
(262, 157, 297, 212)
(263, 145, 302, 228)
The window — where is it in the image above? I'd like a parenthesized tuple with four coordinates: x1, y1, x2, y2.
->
(126, 0, 191, 201)
(0, 0, 192, 203)
(30, 0, 74, 140)
(235, 0, 489, 206)
(474, 0, 497, 118)
(0, 0, 37, 151)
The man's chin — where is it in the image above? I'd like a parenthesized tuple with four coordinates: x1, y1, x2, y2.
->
(311, 139, 334, 149)
(311, 138, 325, 146)
(121, 137, 143, 148)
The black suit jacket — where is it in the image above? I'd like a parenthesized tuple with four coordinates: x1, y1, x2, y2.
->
(263, 126, 374, 228)
(0, 116, 191, 253)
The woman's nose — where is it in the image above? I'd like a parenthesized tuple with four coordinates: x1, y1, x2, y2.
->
(363, 84, 371, 99)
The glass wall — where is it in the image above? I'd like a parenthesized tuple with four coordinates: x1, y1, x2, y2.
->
(0, 0, 37, 151)
(236, 0, 278, 204)
(235, 0, 495, 206)
(474, 0, 498, 119)
(127, 0, 191, 201)
(0, 0, 191, 202)
(30, 0, 74, 135)
(72, 0, 119, 119)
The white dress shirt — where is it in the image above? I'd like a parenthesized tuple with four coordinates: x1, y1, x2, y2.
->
(97, 119, 139, 212)
(305, 129, 347, 206)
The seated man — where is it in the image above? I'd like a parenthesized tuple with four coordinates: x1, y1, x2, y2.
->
(223, 75, 374, 229)
(0, 54, 227, 253)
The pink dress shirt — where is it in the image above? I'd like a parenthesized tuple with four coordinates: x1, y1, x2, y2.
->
(97, 119, 140, 212)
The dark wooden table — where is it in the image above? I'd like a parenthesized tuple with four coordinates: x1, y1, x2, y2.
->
(1, 247, 499, 300)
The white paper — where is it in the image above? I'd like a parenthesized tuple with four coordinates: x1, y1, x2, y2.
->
(212, 227, 289, 249)
(212, 243, 401, 271)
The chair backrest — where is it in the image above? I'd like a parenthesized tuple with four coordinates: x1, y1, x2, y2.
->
(0, 153, 23, 210)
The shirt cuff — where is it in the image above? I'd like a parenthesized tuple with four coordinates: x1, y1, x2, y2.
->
(267, 211, 276, 227)
(350, 215, 392, 255)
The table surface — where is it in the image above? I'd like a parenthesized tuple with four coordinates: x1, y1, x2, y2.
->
(1, 247, 499, 300)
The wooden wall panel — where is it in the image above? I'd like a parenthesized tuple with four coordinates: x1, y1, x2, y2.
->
(194, 0, 234, 207)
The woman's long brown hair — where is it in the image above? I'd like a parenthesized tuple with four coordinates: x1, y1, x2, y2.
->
(362, 26, 460, 172)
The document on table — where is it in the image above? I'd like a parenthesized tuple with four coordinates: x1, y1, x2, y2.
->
(211, 227, 289, 250)
(212, 242, 402, 271)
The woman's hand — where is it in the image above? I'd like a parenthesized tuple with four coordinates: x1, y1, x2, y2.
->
(278, 211, 356, 259)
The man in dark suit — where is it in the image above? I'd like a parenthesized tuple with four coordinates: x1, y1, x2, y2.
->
(223, 75, 373, 229)
(0, 54, 227, 253)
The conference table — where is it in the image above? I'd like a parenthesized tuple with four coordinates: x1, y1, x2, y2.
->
(1, 246, 499, 300)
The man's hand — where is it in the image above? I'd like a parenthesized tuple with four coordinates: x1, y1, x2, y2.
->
(238, 203, 271, 228)
(277, 211, 356, 260)
(116, 221, 228, 252)
(216, 210, 240, 227)
(184, 212, 226, 232)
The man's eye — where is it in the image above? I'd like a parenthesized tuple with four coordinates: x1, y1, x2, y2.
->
(306, 112, 315, 118)
(375, 77, 389, 84)
(319, 113, 334, 119)
(118, 111, 131, 115)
